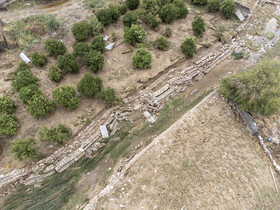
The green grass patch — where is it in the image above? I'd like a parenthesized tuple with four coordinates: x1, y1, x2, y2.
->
(84, 0, 108, 9)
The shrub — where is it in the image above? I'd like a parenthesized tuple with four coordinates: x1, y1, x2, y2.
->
(96, 8, 113, 26)
(11, 138, 36, 161)
(108, 3, 121, 22)
(126, 0, 139, 10)
(232, 51, 245, 59)
(0, 95, 15, 114)
(31, 52, 47, 67)
(84, 50, 105, 73)
(57, 53, 79, 74)
(153, 37, 170, 50)
(77, 73, 103, 97)
(16, 61, 29, 72)
(132, 48, 152, 69)
(27, 94, 54, 118)
(163, 26, 172, 37)
(53, 85, 80, 110)
(12, 70, 38, 91)
(220, 0, 236, 19)
(208, 0, 220, 12)
(45, 15, 60, 34)
(123, 11, 138, 27)
(0, 113, 18, 136)
(119, 4, 128, 14)
(97, 87, 119, 106)
(159, 4, 178, 23)
(141, 0, 161, 15)
(220, 59, 280, 116)
(192, 16, 206, 37)
(39, 124, 72, 146)
(89, 16, 104, 36)
(124, 24, 146, 45)
(19, 84, 42, 104)
(192, 0, 207, 5)
(48, 65, 63, 82)
(143, 13, 161, 28)
(73, 42, 90, 58)
(173, 0, 189, 18)
(90, 35, 105, 53)
(181, 37, 197, 58)
(44, 39, 67, 57)
(71, 22, 91, 42)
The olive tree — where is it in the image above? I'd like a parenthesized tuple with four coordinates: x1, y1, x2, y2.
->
(52, 85, 80, 110)
(0, 95, 15, 114)
(84, 50, 105, 73)
(132, 48, 152, 69)
(220, 0, 236, 19)
(27, 94, 55, 118)
(77, 73, 103, 97)
(71, 22, 91, 41)
(124, 24, 146, 45)
(31, 52, 47, 67)
(44, 39, 67, 57)
(12, 70, 38, 91)
(11, 138, 36, 161)
(90, 35, 105, 53)
(192, 16, 206, 37)
(181, 37, 197, 58)
(57, 53, 79, 73)
(0, 113, 18, 136)
(19, 84, 42, 104)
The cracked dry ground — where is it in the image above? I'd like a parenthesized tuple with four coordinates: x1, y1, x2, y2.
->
(97, 92, 280, 209)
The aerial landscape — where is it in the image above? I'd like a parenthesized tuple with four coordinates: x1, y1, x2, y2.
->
(0, 0, 280, 209)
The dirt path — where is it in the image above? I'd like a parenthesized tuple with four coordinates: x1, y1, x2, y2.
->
(92, 92, 280, 209)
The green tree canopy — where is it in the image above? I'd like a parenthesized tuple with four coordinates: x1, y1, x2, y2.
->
(220, 0, 236, 19)
(0, 95, 16, 114)
(71, 22, 91, 41)
(132, 48, 152, 69)
(44, 39, 67, 57)
(11, 138, 36, 161)
(57, 53, 79, 73)
(124, 24, 146, 45)
(53, 85, 80, 110)
(0, 113, 18, 136)
(84, 50, 105, 73)
(192, 16, 206, 37)
(180, 37, 197, 58)
(27, 94, 55, 118)
(12, 70, 38, 91)
(77, 73, 103, 97)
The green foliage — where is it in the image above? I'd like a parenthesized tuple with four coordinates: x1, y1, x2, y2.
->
(96, 8, 112, 26)
(108, 3, 121, 22)
(126, 0, 139, 10)
(124, 24, 146, 45)
(181, 37, 197, 58)
(220, 59, 280, 116)
(173, 0, 189, 18)
(123, 11, 138, 27)
(73, 42, 90, 58)
(84, 50, 105, 73)
(71, 22, 91, 42)
(192, 0, 207, 5)
(192, 16, 206, 37)
(84, 0, 106, 8)
(97, 87, 119, 106)
(141, 0, 161, 15)
(119, 4, 128, 14)
(45, 15, 60, 34)
(11, 138, 36, 161)
(48, 65, 63, 82)
(12, 70, 38, 91)
(57, 53, 79, 74)
(90, 35, 105, 53)
(88, 16, 104, 36)
(143, 12, 161, 28)
(31, 52, 47, 67)
(53, 85, 80, 110)
(16, 61, 29, 72)
(19, 84, 42, 104)
(39, 124, 72, 146)
(153, 36, 171, 50)
(132, 48, 152, 69)
(208, 0, 220, 12)
(44, 39, 67, 57)
(27, 94, 55, 118)
(163, 26, 172, 37)
(0, 95, 15, 114)
(77, 73, 103, 97)
(0, 113, 18, 136)
(159, 3, 178, 23)
(232, 51, 245, 59)
(220, 0, 236, 19)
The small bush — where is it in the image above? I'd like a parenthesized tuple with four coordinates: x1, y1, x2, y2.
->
(143, 13, 161, 28)
(97, 87, 119, 106)
(31, 52, 47, 67)
(16, 61, 29, 72)
(48, 65, 63, 82)
(124, 24, 146, 45)
(84, 50, 105, 73)
(181, 37, 197, 58)
(90, 35, 105, 53)
(208, 0, 220, 12)
(0, 95, 15, 114)
(27, 94, 55, 118)
(153, 37, 171, 51)
(12, 70, 38, 91)
(44, 39, 67, 57)
(192, 0, 207, 5)
(232, 51, 245, 59)
(126, 0, 139, 10)
(119, 4, 128, 14)
(77, 73, 103, 97)
(19, 84, 42, 104)
(108, 3, 121, 22)
(132, 48, 152, 69)
(57, 53, 79, 74)
(192, 16, 206, 37)
(11, 138, 36, 161)
(173, 0, 189, 18)
(71, 22, 91, 42)
(39, 124, 72, 146)
(73, 42, 90, 58)
(159, 4, 178, 23)
(0, 113, 18, 136)
(96, 8, 113, 26)
(88, 16, 104, 36)
(123, 11, 138, 27)
(53, 85, 80, 110)
(141, 0, 161, 15)
(220, 0, 236, 19)
(45, 15, 60, 34)
(163, 26, 172, 37)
